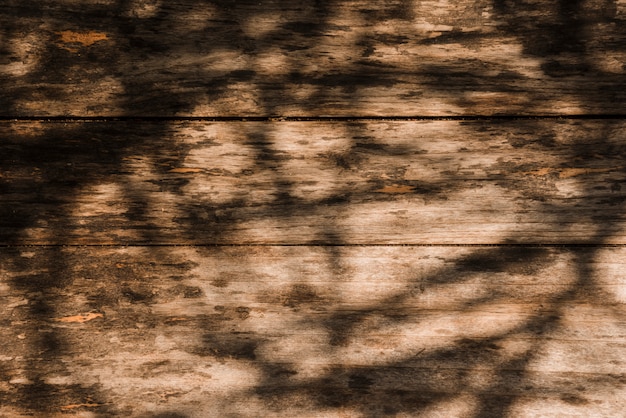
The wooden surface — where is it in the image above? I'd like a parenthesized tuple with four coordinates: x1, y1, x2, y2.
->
(1, 0, 626, 417)
(1, 246, 626, 417)
(2, 119, 626, 245)
(1, 0, 626, 116)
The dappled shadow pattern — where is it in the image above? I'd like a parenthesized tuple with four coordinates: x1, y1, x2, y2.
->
(1, 0, 626, 416)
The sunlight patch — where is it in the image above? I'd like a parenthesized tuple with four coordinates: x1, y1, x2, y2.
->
(123, 0, 161, 18)
(241, 13, 285, 38)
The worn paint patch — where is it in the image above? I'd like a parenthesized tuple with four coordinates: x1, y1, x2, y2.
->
(375, 184, 415, 193)
(523, 168, 553, 177)
(55, 30, 108, 52)
(169, 167, 204, 173)
(522, 167, 613, 179)
(54, 312, 104, 323)
(558, 168, 613, 179)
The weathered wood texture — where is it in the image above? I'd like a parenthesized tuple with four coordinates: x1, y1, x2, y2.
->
(3, 0, 626, 416)
(1, 0, 626, 116)
(2, 119, 626, 245)
(1, 246, 625, 417)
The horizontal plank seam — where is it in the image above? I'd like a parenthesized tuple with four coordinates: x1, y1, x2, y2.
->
(37, 328, 626, 341)
(3, 115, 626, 122)
(3, 243, 626, 248)
(7, 359, 618, 377)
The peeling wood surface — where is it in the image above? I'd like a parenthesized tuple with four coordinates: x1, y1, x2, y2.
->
(1, 246, 625, 417)
(2, 120, 626, 244)
(1, 0, 626, 116)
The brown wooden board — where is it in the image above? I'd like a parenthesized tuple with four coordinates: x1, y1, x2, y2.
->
(1, 0, 626, 116)
(2, 119, 626, 245)
(3, 1, 626, 416)
(0, 246, 624, 417)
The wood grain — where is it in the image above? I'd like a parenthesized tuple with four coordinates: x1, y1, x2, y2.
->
(2, 119, 626, 244)
(0, 246, 624, 417)
(2, 1, 626, 416)
(1, 0, 625, 116)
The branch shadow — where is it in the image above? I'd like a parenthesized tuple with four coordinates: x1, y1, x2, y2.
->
(0, 0, 626, 416)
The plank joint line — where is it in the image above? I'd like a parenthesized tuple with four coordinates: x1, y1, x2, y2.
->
(3, 115, 626, 123)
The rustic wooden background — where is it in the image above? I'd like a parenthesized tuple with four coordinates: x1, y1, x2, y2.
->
(1, 0, 626, 416)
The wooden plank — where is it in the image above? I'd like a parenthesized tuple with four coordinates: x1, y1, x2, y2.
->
(3, 120, 626, 244)
(0, 246, 624, 416)
(1, 1, 625, 116)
